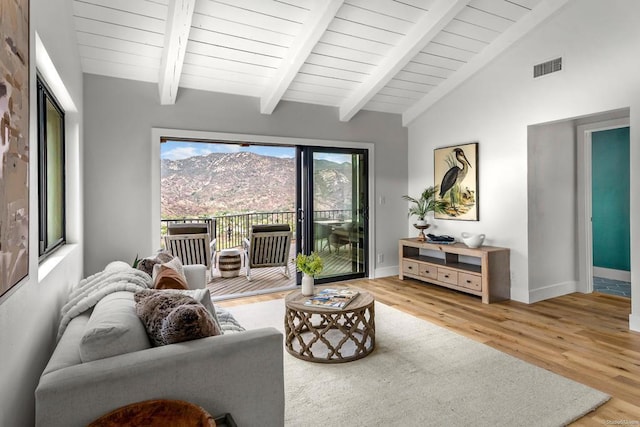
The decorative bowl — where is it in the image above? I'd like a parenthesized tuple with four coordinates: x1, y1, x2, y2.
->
(461, 232, 485, 248)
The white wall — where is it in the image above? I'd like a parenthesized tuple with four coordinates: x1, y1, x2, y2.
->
(83, 75, 408, 278)
(407, 0, 640, 329)
(527, 121, 577, 301)
(0, 0, 84, 425)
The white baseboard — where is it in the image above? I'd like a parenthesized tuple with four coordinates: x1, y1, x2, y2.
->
(374, 265, 398, 278)
(528, 281, 577, 303)
(593, 267, 631, 282)
(509, 286, 530, 303)
(630, 313, 640, 332)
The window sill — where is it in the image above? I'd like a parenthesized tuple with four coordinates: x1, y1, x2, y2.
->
(38, 243, 79, 282)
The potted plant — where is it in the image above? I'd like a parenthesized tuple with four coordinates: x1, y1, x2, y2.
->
(402, 186, 446, 225)
(296, 252, 324, 296)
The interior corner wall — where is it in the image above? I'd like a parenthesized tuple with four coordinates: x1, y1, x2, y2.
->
(407, 0, 640, 322)
(0, 0, 84, 426)
(527, 121, 577, 301)
(82, 74, 408, 278)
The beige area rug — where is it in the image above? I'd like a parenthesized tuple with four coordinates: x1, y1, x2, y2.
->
(228, 299, 609, 427)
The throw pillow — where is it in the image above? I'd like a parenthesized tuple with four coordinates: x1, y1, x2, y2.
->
(79, 292, 151, 362)
(134, 289, 220, 346)
(161, 288, 221, 332)
(136, 250, 174, 276)
(152, 256, 187, 284)
(154, 265, 188, 290)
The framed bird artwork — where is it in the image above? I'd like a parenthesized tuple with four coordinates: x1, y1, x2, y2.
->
(434, 142, 478, 221)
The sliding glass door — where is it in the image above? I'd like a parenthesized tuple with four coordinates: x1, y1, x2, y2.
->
(296, 147, 368, 284)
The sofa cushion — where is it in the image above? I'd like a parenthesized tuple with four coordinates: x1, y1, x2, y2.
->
(134, 290, 220, 346)
(79, 292, 151, 362)
(153, 265, 188, 290)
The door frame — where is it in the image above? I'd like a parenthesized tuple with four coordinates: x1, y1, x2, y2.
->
(577, 118, 630, 293)
(296, 146, 369, 284)
(150, 128, 376, 279)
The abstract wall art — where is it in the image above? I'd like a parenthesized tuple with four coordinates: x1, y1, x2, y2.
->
(0, 0, 30, 297)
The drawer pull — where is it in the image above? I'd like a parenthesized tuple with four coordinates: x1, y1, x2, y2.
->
(466, 280, 471, 284)
(408, 266, 413, 270)
(444, 274, 449, 278)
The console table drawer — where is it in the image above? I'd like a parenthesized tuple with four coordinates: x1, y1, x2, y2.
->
(402, 260, 419, 275)
(459, 272, 482, 291)
(437, 268, 458, 285)
(419, 264, 437, 279)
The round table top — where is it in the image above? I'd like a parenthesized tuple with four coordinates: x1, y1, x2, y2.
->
(219, 248, 242, 256)
(285, 287, 373, 313)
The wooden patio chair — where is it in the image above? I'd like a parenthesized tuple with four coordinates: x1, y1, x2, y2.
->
(242, 224, 292, 281)
(164, 233, 216, 275)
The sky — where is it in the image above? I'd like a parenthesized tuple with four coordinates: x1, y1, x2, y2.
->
(161, 140, 351, 164)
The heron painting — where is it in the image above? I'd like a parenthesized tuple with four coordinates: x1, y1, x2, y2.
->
(433, 143, 478, 220)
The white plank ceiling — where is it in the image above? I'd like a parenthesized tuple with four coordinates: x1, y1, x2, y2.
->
(72, 0, 569, 125)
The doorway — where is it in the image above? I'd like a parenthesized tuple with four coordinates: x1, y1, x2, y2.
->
(296, 147, 369, 284)
(577, 118, 631, 297)
(156, 135, 371, 299)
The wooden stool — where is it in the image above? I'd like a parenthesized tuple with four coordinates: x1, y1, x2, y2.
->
(88, 399, 216, 427)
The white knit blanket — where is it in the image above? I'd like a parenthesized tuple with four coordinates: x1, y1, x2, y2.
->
(56, 261, 152, 340)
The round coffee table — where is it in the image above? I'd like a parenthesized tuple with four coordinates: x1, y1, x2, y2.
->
(284, 287, 375, 363)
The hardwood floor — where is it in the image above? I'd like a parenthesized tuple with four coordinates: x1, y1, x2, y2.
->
(218, 276, 640, 425)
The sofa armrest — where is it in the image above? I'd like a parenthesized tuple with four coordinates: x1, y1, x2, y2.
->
(183, 264, 206, 289)
(35, 328, 284, 427)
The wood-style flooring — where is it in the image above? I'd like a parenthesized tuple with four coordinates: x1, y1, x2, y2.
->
(218, 276, 640, 425)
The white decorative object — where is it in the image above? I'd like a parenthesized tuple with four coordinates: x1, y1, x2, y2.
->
(415, 219, 427, 226)
(301, 273, 315, 296)
(461, 232, 485, 248)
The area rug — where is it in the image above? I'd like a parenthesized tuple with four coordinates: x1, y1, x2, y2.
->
(228, 299, 609, 426)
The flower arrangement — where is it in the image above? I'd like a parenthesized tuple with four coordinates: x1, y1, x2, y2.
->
(295, 252, 324, 277)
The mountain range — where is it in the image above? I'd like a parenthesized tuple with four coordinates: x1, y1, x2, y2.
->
(161, 152, 352, 218)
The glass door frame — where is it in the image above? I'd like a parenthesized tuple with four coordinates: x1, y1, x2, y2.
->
(296, 146, 369, 285)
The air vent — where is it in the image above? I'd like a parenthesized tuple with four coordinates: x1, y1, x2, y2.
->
(533, 57, 562, 78)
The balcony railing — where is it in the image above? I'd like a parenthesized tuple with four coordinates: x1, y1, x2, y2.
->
(161, 210, 353, 251)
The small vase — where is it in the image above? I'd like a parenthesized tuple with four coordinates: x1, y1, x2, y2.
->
(415, 219, 427, 226)
(301, 273, 315, 296)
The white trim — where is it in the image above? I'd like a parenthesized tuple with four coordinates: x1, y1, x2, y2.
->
(577, 117, 630, 294)
(593, 267, 631, 283)
(374, 265, 398, 279)
(630, 313, 640, 332)
(151, 128, 376, 279)
(528, 281, 577, 303)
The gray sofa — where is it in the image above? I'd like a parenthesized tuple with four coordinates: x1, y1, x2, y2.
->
(35, 264, 284, 427)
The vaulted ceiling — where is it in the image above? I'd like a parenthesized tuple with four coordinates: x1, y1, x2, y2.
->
(72, 0, 568, 125)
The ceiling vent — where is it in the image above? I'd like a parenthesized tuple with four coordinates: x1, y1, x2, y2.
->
(533, 57, 562, 78)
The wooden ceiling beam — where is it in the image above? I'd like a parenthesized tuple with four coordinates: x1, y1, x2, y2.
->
(402, 0, 571, 126)
(260, 0, 344, 115)
(338, 0, 469, 122)
(158, 0, 196, 105)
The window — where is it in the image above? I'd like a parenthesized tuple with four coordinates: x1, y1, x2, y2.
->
(37, 75, 65, 258)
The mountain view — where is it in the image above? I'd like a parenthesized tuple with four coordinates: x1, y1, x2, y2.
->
(161, 152, 352, 218)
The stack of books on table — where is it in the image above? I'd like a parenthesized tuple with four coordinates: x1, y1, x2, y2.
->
(304, 288, 359, 309)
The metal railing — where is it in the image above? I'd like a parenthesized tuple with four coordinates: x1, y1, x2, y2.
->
(162, 210, 354, 251)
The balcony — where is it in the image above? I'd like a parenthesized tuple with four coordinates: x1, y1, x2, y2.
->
(162, 210, 359, 299)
